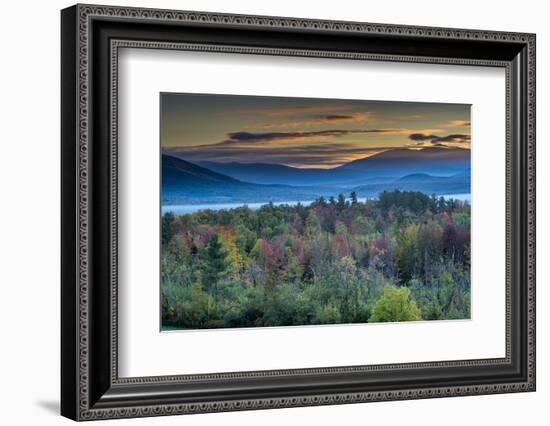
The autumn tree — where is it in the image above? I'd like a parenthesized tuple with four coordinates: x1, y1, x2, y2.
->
(161, 189, 471, 330)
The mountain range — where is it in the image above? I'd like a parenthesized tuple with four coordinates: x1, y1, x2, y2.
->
(196, 147, 470, 186)
(162, 147, 470, 205)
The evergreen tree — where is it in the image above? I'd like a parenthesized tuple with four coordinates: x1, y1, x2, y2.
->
(202, 234, 229, 297)
(350, 191, 358, 205)
(337, 193, 347, 211)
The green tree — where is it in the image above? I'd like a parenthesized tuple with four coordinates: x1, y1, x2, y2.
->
(369, 285, 422, 322)
(305, 210, 321, 237)
(396, 223, 419, 284)
(350, 191, 358, 205)
(337, 193, 347, 211)
(316, 305, 342, 324)
(202, 234, 229, 297)
(438, 271, 457, 314)
(334, 256, 361, 322)
(162, 212, 177, 246)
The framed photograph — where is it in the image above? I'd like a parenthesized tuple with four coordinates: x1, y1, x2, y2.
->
(61, 4, 536, 421)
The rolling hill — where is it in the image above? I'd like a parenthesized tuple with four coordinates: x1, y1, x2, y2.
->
(353, 171, 470, 196)
(162, 154, 339, 205)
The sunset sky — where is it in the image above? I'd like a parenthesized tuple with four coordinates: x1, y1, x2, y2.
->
(161, 93, 471, 169)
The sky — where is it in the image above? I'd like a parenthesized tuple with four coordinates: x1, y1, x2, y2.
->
(161, 93, 471, 169)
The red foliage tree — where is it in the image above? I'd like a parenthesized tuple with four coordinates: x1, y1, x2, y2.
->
(331, 234, 352, 259)
(257, 240, 277, 274)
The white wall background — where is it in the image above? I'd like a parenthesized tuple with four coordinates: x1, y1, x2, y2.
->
(0, 0, 547, 424)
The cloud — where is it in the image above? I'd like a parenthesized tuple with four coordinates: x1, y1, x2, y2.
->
(215, 128, 410, 145)
(323, 114, 354, 121)
(253, 111, 375, 129)
(408, 133, 470, 143)
(408, 133, 440, 141)
(165, 126, 462, 168)
(446, 120, 471, 127)
(311, 111, 374, 123)
(436, 134, 471, 143)
(225, 130, 353, 143)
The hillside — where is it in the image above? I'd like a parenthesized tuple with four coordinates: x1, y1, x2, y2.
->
(162, 154, 243, 188)
(162, 154, 338, 205)
(336, 147, 470, 178)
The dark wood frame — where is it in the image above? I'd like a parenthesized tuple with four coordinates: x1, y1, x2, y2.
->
(61, 4, 536, 421)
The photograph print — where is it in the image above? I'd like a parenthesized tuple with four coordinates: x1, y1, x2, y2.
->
(161, 94, 471, 331)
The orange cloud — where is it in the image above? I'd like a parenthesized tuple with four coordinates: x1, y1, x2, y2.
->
(446, 120, 471, 127)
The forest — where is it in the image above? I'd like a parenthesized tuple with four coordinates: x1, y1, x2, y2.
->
(161, 190, 471, 330)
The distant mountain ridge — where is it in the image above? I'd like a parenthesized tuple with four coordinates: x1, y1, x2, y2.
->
(162, 149, 471, 206)
(338, 147, 468, 173)
(192, 147, 470, 187)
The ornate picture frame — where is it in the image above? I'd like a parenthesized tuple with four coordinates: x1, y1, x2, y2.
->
(61, 4, 535, 421)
